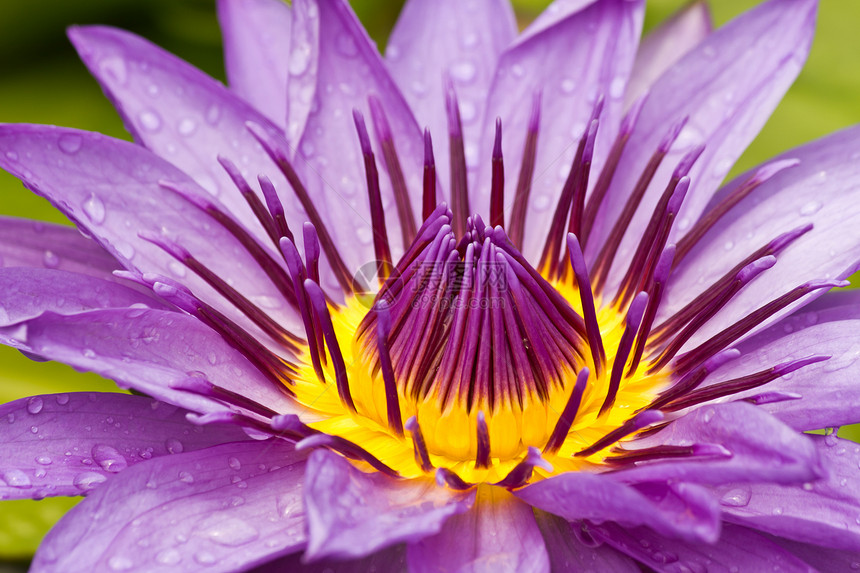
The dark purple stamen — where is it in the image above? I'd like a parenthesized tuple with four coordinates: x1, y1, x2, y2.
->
(423, 129, 437, 221)
(368, 95, 417, 246)
(673, 280, 847, 375)
(566, 115, 599, 245)
(544, 368, 589, 454)
(246, 121, 357, 293)
(674, 158, 800, 264)
(566, 234, 605, 372)
(581, 95, 647, 247)
(743, 391, 802, 405)
(302, 223, 322, 286)
(476, 411, 491, 469)
(495, 447, 552, 489)
(405, 416, 433, 472)
(647, 256, 776, 373)
(576, 409, 663, 458)
(296, 433, 399, 477)
(591, 116, 688, 291)
(445, 80, 470, 237)
(218, 156, 281, 248)
(436, 468, 474, 490)
(649, 348, 740, 410)
(601, 292, 648, 416)
(170, 376, 280, 420)
(650, 225, 812, 344)
(270, 413, 319, 440)
(354, 110, 392, 276)
(305, 279, 356, 411)
(663, 355, 829, 412)
(508, 91, 542, 250)
(605, 443, 730, 466)
(627, 245, 675, 376)
(490, 118, 505, 229)
(258, 174, 294, 243)
(281, 238, 325, 382)
(376, 301, 403, 436)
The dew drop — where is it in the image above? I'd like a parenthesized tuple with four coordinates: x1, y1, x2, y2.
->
(115, 241, 136, 260)
(178, 118, 197, 136)
(511, 64, 525, 78)
(609, 76, 626, 99)
(58, 134, 83, 155)
(165, 438, 184, 454)
(35, 455, 52, 466)
(720, 486, 751, 507)
(799, 201, 822, 216)
(228, 457, 242, 471)
(168, 260, 187, 278)
(289, 44, 312, 76)
(92, 444, 128, 473)
(138, 110, 162, 132)
(74, 471, 108, 492)
(179, 471, 194, 484)
(450, 61, 477, 84)
(205, 104, 222, 126)
(204, 517, 259, 547)
(386, 44, 400, 61)
(461, 32, 478, 49)
(147, 84, 159, 97)
(79, 195, 109, 228)
(560, 78, 576, 94)
(108, 556, 133, 571)
(99, 57, 128, 85)
(42, 250, 60, 269)
(772, 507, 783, 515)
(155, 548, 181, 565)
(5, 151, 18, 161)
(411, 80, 428, 97)
(27, 396, 44, 415)
(1, 469, 32, 489)
(194, 552, 217, 565)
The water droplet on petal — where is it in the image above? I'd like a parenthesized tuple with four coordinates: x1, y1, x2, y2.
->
(83, 193, 106, 225)
(609, 76, 626, 99)
(35, 455, 52, 466)
(560, 78, 576, 94)
(155, 549, 181, 566)
(178, 118, 197, 136)
(194, 551, 216, 565)
(58, 134, 83, 155)
(1, 469, 32, 489)
(5, 151, 18, 161)
(42, 250, 60, 269)
(92, 445, 128, 473)
(205, 104, 222, 126)
(289, 44, 311, 76)
(166, 438, 184, 454)
(204, 517, 259, 547)
(27, 397, 44, 415)
(799, 200, 822, 216)
(720, 486, 751, 507)
(179, 471, 194, 484)
(228, 457, 241, 471)
(73, 471, 107, 492)
(139, 110, 162, 132)
(450, 61, 476, 84)
(108, 556, 133, 571)
(99, 57, 128, 85)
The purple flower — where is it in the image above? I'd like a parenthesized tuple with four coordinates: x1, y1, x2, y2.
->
(1, 0, 860, 569)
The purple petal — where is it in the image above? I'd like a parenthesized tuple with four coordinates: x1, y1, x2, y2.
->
(772, 536, 860, 571)
(624, 1, 712, 108)
(618, 402, 821, 485)
(698, 296, 860, 430)
(32, 441, 308, 572)
(385, 0, 516, 197)
(217, 0, 292, 128)
(252, 547, 407, 572)
(302, 449, 472, 561)
(0, 124, 301, 334)
(0, 308, 300, 418)
(592, 522, 814, 572)
(716, 435, 860, 553)
(533, 512, 639, 572)
(664, 124, 860, 352)
(517, 471, 720, 543)
(0, 392, 248, 500)
(591, 0, 816, 290)
(290, 0, 425, 265)
(68, 25, 307, 252)
(477, 0, 644, 260)
(407, 489, 550, 573)
(0, 216, 118, 277)
(0, 268, 166, 329)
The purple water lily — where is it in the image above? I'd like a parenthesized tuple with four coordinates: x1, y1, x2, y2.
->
(2, 0, 860, 570)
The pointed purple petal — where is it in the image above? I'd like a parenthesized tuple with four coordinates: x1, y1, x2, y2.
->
(0, 124, 301, 334)
(592, 522, 814, 572)
(32, 441, 308, 572)
(253, 546, 408, 573)
(385, 0, 516, 197)
(477, 0, 644, 261)
(516, 471, 720, 543)
(0, 392, 248, 500)
(302, 449, 472, 561)
(624, 1, 712, 108)
(217, 0, 292, 128)
(0, 308, 300, 418)
(717, 435, 860, 553)
(0, 268, 166, 329)
(591, 0, 816, 290)
(407, 489, 550, 573)
(664, 125, 860, 352)
(534, 512, 639, 572)
(290, 0, 425, 267)
(0, 216, 118, 277)
(617, 402, 821, 485)
(772, 536, 860, 571)
(68, 25, 308, 253)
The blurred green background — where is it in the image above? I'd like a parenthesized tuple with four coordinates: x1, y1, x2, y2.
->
(0, 0, 858, 565)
